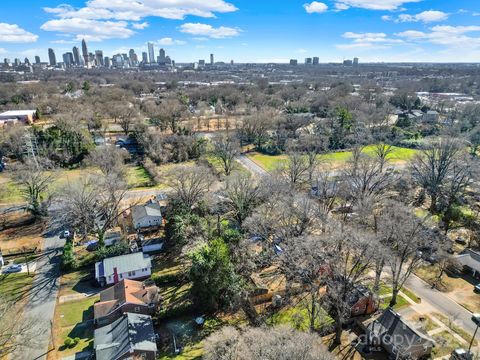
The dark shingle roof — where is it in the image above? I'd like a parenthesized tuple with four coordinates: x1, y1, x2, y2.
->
(94, 313, 157, 360)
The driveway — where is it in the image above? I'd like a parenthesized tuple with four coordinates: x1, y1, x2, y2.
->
(11, 231, 65, 360)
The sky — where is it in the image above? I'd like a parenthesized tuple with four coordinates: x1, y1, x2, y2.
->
(0, 0, 480, 63)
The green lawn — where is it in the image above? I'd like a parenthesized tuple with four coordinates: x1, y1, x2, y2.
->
(247, 145, 419, 172)
(401, 287, 421, 303)
(380, 294, 410, 311)
(57, 323, 94, 357)
(0, 273, 34, 301)
(126, 165, 154, 188)
(268, 300, 334, 332)
(57, 295, 99, 327)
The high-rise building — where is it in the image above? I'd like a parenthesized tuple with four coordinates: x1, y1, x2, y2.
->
(104, 57, 111, 68)
(14, 58, 21, 66)
(48, 48, 56, 66)
(24, 57, 30, 65)
(210, 53, 214, 65)
(343, 59, 353, 66)
(95, 50, 104, 66)
(72, 46, 80, 65)
(289, 59, 298, 65)
(353, 57, 359, 66)
(313, 57, 319, 65)
(159, 48, 166, 64)
(35, 56, 41, 64)
(142, 52, 148, 63)
(305, 58, 312, 65)
(148, 42, 155, 63)
(199, 59, 205, 66)
(63, 52, 74, 67)
(81, 39, 89, 66)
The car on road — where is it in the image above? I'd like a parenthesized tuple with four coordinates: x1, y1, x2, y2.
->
(2, 264, 22, 274)
(474, 284, 480, 293)
(63, 230, 71, 239)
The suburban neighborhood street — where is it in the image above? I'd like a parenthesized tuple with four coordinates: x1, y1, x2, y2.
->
(406, 274, 480, 340)
(11, 232, 65, 360)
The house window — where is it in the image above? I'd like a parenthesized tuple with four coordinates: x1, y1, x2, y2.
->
(108, 276, 111, 281)
(131, 271, 136, 276)
(135, 306, 140, 312)
(119, 274, 123, 279)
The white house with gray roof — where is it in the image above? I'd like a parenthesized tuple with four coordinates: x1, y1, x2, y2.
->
(132, 200, 162, 231)
(95, 252, 152, 286)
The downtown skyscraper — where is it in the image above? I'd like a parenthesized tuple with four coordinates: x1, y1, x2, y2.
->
(148, 42, 155, 64)
(81, 38, 89, 67)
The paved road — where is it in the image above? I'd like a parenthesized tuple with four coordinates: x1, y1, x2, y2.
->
(405, 274, 480, 340)
(11, 232, 65, 360)
(236, 154, 267, 177)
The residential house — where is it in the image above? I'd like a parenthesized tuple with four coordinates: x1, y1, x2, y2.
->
(95, 252, 152, 287)
(132, 200, 163, 231)
(423, 110, 439, 123)
(456, 248, 480, 278)
(94, 313, 157, 360)
(348, 285, 378, 317)
(367, 308, 434, 359)
(94, 279, 161, 327)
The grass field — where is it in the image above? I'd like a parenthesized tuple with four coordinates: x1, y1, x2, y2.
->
(380, 294, 410, 311)
(268, 300, 334, 332)
(247, 145, 419, 172)
(126, 165, 154, 188)
(432, 331, 463, 358)
(55, 295, 99, 357)
(0, 273, 34, 302)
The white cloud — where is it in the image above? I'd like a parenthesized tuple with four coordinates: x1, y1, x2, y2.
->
(0, 48, 6, 54)
(43, 0, 237, 21)
(157, 37, 186, 45)
(304, 2, 328, 14)
(179, 23, 241, 39)
(0, 23, 38, 43)
(337, 31, 404, 50)
(132, 22, 149, 29)
(296, 48, 308, 53)
(396, 25, 480, 47)
(396, 10, 448, 23)
(40, 18, 135, 41)
(334, 0, 421, 11)
(381, 15, 392, 21)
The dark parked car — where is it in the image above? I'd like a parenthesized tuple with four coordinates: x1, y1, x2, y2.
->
(2, 264, 22, 274)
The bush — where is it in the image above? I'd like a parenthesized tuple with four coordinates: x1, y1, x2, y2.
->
(151, 272, 183, 285)
(95, 242, 130, 261)
(64, 337, 74, 348)
(157, 301, 194, 320)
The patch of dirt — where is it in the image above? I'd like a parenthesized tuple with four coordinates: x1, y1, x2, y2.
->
(0, 212, 45, 253)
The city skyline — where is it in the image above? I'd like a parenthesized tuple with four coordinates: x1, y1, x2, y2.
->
(0, 0, 479, 63)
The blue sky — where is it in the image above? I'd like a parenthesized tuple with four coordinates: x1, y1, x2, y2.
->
(0, 0, 479, 63)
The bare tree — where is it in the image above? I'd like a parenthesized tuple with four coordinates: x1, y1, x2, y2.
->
(204, 325, 334, 360)
(165, 165, 213, 209)
(373, 142, 394, 172)
(212, 134, 240, 176)
(282, 235, 331, 332)
(12, 160, 55, 217)
(86, 145, 129, 178)
(222, 173, 263, 226)
(378, 201, 430, 306)
(281, 152, 309, 186)
(311, 169, 340, 217)
(342, 153, 393, 205)
(57, 173, 129, 245)
(411, 138, 464, 213)
(118, 104, 138, 135)
(321, 228, 376, 344)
